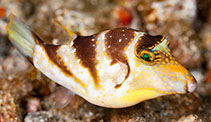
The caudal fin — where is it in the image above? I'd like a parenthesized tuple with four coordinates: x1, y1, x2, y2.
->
(6, 14, 37, 60)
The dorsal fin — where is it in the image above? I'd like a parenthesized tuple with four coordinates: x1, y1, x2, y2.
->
(55, 21, 77, 45)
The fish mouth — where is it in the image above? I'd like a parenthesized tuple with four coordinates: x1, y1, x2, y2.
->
(185, 74, 197, 93)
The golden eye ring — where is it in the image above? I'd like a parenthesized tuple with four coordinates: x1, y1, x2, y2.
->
(137, 50, 156, 64)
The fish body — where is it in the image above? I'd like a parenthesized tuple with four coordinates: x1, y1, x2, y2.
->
(7, 14, 196, 108)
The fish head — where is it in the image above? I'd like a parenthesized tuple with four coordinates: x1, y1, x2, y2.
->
(123, 34, 197, 105)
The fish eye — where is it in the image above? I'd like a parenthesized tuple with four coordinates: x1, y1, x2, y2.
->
(139, 50, 155, 63)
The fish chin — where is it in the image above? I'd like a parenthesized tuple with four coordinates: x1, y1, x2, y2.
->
(105, 89, 164, 108)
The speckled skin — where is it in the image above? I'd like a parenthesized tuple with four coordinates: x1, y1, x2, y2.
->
(7, 14, 197, 108)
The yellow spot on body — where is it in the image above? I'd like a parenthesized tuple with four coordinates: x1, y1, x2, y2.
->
(154, 66, 160, 71)
(172, 78, 176, 81)
(183, 80, 188, 85)
(145, 67, 148, 70)
(148, 46, 153, 49)
(165, 58, 169, 62)
(156, 55, 161, 58)
(124, 47, 127, 51)
(163, 77, 167, 80)
(168, 87, 172, 89)
(158, 90, 163, 93)
(111, 94, 114, 96)
(169, 74, 173, 78)
(165, 92, 169, 94)
(159, 65, 164, 68)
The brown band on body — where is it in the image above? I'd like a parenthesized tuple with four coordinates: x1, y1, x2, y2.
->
(73, 35, 100, 88)
(43, 44, 73, 76)
(105, 28, 136, 88)
(135, 34, 164, 55)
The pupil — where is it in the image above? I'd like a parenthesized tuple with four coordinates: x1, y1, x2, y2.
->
(143, 53, 149, 59)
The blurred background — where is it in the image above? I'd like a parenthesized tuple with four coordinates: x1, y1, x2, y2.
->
(0, 0, 210, 121)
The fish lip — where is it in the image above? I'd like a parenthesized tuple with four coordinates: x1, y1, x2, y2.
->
(183, 75, 197, 93)
(187, 76, 197, 93)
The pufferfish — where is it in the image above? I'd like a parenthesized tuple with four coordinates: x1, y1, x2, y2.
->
(6, 14, 197, 108)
